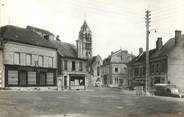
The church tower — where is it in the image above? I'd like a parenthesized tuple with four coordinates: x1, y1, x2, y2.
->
(77, 20, 92, 59)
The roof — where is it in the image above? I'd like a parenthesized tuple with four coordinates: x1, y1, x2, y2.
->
(130, 48, 157, 64)
(0, 25, 56, 49)
(88, 55, 102, 66)
(103, 49, 135, 65)
(27, 26, 54, 36)
(51, 40, 82, 59)
(151, 38, 175, 58)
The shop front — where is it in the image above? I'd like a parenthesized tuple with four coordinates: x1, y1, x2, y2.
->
(69, 74, 85, 90)
(5, 65, 57, 87)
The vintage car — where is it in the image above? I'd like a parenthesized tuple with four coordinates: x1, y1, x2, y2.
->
(153, 84, 184, 98)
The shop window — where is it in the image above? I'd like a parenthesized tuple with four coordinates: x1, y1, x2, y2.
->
(8, 70, 18, 85)
(28, 72, 36, 85)
(14, 52, 20, 64)
(48, 57, 53, 68)
(72, 61, 76, 71)
(26, 54, 32, 66)
(47, 72, 54, 85)
(64, 60, 68, 70)
(79, 62, 83, 71)
(19, 71, 27, 86)
(38, 56, 44, 67)
(75, 79, 79, 85)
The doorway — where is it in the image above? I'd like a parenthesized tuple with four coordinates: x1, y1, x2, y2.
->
(64, 76, 67, 89)
(39, 72, 46, 86)
(19, 71, 27, 86)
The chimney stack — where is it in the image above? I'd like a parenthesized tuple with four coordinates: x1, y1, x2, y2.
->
(175, 30, 182, 46)
(156, 37, 163, 50)
(139, 48, 143, 55)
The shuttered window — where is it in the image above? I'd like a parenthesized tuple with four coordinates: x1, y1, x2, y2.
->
(8, 71, 18, 85)
(47, 73, 54, 85)
(28, 72, 36, 85)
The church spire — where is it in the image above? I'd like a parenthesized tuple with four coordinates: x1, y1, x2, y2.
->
(77, 20, 92, 59)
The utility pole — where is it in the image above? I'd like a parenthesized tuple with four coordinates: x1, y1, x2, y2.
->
(145, 10, 151, 94)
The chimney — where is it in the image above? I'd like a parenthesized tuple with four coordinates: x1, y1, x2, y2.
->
(175, 30, 182, 46)
(139, 48, 143, 55)
(156, 37, 163, 50)
(56, 35, 60, 41)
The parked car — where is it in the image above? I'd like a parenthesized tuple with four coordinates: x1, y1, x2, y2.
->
(153, 84, 184, 98)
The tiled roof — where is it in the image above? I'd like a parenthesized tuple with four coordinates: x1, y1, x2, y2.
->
(88, 55, 102, 66)
(0, 25, 56, 49)
(27, 26, 54, 36)
(130, 49, 157, 63)
(151, 38, 175, 58)
(51, 40, 78, 58)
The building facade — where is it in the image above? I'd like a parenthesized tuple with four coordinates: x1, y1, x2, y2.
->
(55, 20, 93, 90)
(0, 25, 57, 90)
(101, 49, 134, 88)
(54, 40, 88, 90)
(128, 30, 184, 92)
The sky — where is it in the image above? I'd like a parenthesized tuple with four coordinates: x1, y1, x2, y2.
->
(1, 0, 184, 59)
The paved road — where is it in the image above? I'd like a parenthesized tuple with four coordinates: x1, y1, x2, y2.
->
(0, 88, 184, 117)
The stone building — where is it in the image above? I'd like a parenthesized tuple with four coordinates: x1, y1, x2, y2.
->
(54, 20, 93, 90)
(128, 30, 184, 92)
(101, 49, 134, 88)
(0, 25, 57, 90)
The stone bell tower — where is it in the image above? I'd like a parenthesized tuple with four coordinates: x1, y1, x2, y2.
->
(77, 20, 92, 59)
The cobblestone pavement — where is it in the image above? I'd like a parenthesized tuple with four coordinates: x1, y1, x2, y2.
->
(0, 87, 184, 117)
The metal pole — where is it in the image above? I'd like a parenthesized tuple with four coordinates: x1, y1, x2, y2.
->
(145, 10, 151, 94)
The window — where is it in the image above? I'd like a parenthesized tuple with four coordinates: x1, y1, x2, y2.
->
(140, 67, 143, 76)
(151, 64, 154, 73)
(115, 77, 119, 84)
(134, 68, 139, 76)
(79, 62, 83, 71)
(38, 56, 44, 67)
(72, 61, 75, 71)
(48, 57, 53, 68)
(115, 67, 118, 73)
(64, 60, 68, 70)
(19, 71, 27, 86)
(8, 71, 18, 85)
(161, 61, 166, 73)
(28, 72, 36, 85)
(26, 54, 32, 65)
(143, 67, 145, 75)
(14, 52, 20, 64)
(47, 73, 54, 85)
(156, 63, 159, 73)
(97, 67, 100, 76)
